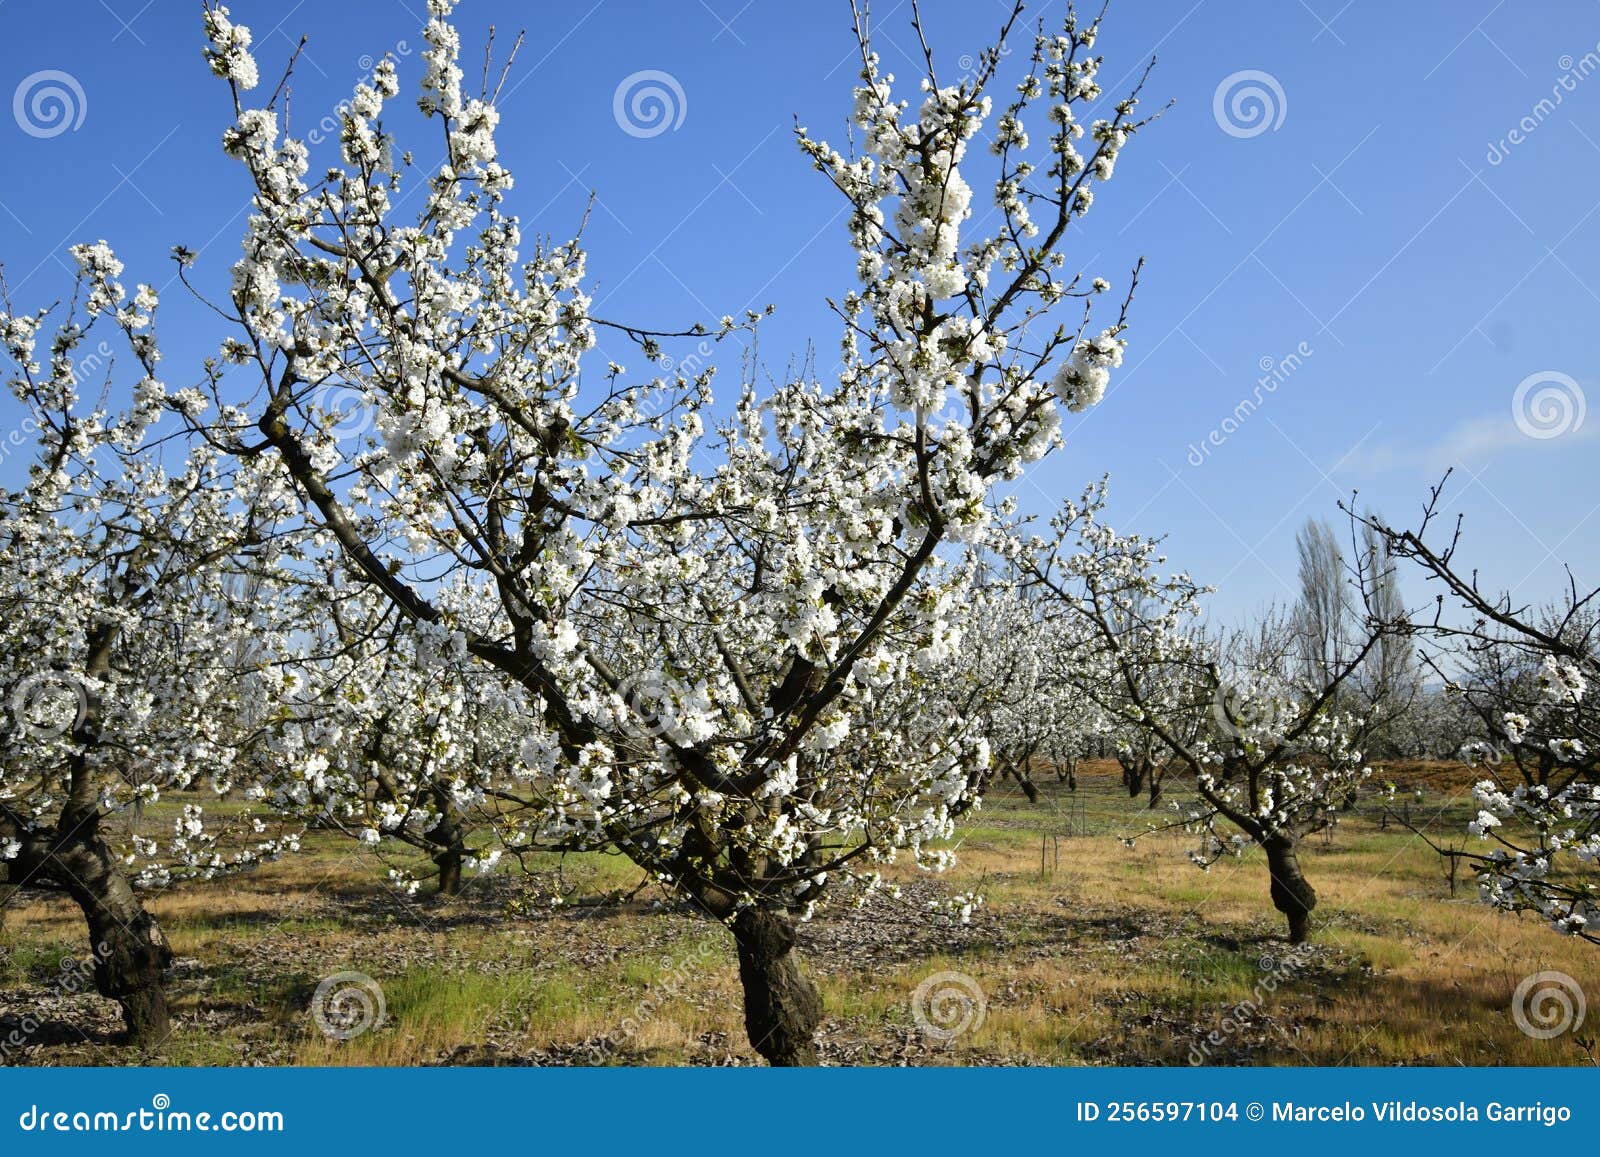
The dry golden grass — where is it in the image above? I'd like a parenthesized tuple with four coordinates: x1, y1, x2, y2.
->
(1, 767, 1595, 1066)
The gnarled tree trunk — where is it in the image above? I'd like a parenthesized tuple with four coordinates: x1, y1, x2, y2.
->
(18, 629, 175, 1044)
(427, 788, 467, 896)
(999, 760, 1040, 803)
(731, 907, 822, 1066)
(1263, 833, 1316, 944)
(47, 811, 172, 1045)
(1119, 754, 1147, 799)
(433, 848, 463, 896)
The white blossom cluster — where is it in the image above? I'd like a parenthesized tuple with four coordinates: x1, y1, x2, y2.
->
(4, 0, 1162, 1009)
(1455, 649, 1599, 940)
(0, 249, 308, 890)
(150, 0, 1155, 925)
(1017, 483, 1377, 939)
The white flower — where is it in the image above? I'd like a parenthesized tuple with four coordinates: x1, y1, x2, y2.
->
(1467, 810, 1503, 838)
(203, 6, 260, 90)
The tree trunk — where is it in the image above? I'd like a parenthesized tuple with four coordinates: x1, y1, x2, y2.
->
(427, 795, 466, 897)
(731, 907, 822, 1066)
(1001, 761, 1040, 804)
(434, 848, 463, 896)
(1120, 756, 1146, 799)
(1263, 833, 1316, 944)
(49, 815, 173, 1045)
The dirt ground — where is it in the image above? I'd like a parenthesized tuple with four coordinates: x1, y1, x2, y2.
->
(2, 764, 1595, 1066)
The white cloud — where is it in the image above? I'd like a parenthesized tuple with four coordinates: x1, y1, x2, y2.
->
(1338, 412, 1597, 477)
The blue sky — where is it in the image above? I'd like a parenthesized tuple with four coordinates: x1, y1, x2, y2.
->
(1, 0, 1596, 624)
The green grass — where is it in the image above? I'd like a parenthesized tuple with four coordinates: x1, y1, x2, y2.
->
(4, 764, 1595, 1067)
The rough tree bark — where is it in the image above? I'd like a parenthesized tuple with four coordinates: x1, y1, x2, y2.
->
(1263, 833, 1317, 944)
(999, 760, 1041, 803)
(427, 786, 467, 897)
(731, 906, 822, 1066)
(433, 848, 463, 897)
(8, 626, 176, 1045)
(1119, 753, 1148, 799)
(47, 810, 174, 1044)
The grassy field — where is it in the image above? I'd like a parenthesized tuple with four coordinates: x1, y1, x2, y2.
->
(2, 762, 1595, 1066)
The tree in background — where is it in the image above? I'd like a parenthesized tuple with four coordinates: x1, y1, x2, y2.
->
(270, 578, 529, 897)
(1360, 479, 1598, 944)
(1292, 516, 1422, 756)
(1292, 518, 1351, 689)
(955, 588, 1103, 805)
(1028, 491, 1398, 942)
